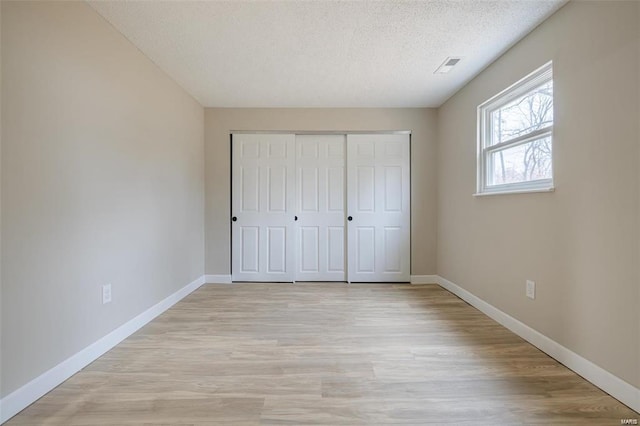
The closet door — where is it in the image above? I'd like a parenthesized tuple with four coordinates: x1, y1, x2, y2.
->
(347, 134, 410, 282)
(295, 135, 346, 281)
(231, 134, 295, 282)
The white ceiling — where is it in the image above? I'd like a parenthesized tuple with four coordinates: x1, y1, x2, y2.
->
(89, 0, 566, 108)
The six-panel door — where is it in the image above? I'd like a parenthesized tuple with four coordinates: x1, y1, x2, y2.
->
(231, 133, 410, 282)
(346, 134, 410, 282)
(295, 135, 346, 281)
(231, 134, 296, 282)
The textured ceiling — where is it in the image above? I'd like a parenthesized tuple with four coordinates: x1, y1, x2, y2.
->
(88, 0, 566, 108)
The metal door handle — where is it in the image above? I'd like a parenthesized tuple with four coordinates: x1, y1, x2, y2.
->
(232, 216, 237, 222)
(295, 216, 298, 221)
(347, 216, 353, 221)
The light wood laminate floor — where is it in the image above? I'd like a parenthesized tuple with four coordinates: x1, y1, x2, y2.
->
(7, 283, 639, 425)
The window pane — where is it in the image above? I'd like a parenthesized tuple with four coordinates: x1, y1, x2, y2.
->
(490, 81, 553, 145)
(488, 137, 552, 186)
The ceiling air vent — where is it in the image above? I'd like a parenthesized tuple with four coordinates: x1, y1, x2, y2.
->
(435, 57, 462, 74)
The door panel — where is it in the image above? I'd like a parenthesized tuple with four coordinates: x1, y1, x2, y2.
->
(327, 227, 345, 272)
(357, 141, 375, 158)
(241, 167, 259, 211)
(347, 134, 410, 282)
(357, 166, 375, 211)
(300, 168, 319, 212)
(327, 167, 344, 211)
(295, 135, 346, 281)
(300, 226, 320, 272)
(267, 227, 287, 272)
(232, 134, 295, 282)
(383, 226, 402, 272)
(268, 167, 287, 211)
(240, 227, 259, 273)
(384, 166, 403, 211)
(356, 227, 375, 273)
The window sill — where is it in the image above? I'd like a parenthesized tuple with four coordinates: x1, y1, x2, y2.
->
(473, 187, 555, 197)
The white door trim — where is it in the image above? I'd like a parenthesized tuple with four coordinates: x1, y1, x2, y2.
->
(231, 130, 412, 135)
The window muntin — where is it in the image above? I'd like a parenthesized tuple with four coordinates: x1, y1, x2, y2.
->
(478, 62, 554, 194)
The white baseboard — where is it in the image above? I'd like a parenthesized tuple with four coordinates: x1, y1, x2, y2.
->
(205, 274, 232, 284)
(0, 275, 206, 424)
(410, 275, 439, 284)
(436, 275, 640, 413)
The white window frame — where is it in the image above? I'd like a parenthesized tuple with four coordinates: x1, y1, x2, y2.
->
(476, 62, 554, 195)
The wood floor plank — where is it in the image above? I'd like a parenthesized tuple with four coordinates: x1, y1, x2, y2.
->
(7, 283, 639, 425)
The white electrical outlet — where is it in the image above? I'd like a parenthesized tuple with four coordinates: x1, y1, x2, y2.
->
(526, 280, 535, 300)
(102, 283, 112, 305)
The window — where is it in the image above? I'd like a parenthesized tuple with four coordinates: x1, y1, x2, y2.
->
(477, 62, 554, 195)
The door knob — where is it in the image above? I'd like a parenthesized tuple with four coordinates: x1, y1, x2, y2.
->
(295, 216, 298, 221)
(232, 216, 237, 222)
(347, 216, 353, 221)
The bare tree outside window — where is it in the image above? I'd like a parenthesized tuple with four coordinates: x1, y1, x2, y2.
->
(478, 62, 554, 194)
(489, 81, 553, 185)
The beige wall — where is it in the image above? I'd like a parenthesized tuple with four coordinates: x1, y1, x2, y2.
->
(437, 0, 639, 388)
(1, 1, 204, 396)
(205, 108, 437, 276)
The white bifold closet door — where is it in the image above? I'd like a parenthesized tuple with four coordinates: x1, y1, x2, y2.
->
(346, 134, 410, 282)
(231, 133, 410, 283)
(295, 135, 346, 281)
(231, 134, 296, 282)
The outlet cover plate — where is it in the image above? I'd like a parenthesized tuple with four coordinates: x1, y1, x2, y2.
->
(526, 280, 535, 299)
(102, 283, 112, 304)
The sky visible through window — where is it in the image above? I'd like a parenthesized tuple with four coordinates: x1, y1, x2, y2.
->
(489, 81, 553, 185)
